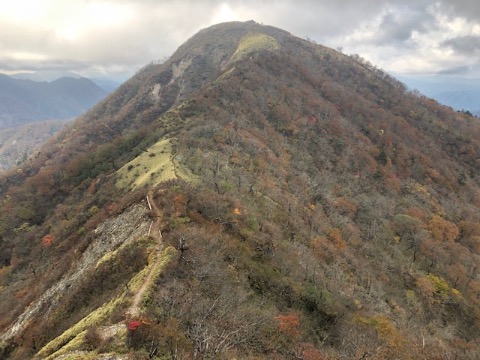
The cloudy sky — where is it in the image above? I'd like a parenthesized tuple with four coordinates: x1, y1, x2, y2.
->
(1, 0, 479, 81)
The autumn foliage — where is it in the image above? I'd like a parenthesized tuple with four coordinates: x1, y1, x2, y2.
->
(0, 21, 479, 360)
(428, 215, 459, 242)
(275, 313, 301, 338)
(41, 234, 55, 247)
(127, 320, 142, 331)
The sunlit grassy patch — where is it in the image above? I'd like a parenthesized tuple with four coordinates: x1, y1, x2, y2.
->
(116, 138, 177, 189)
(49, 351, 98, 360)
(116, 138, 195, 190)
(38, 295, 126, 359)
(231, 33, 279, 62)
(38, 246, 176, 359)
(43, 330, 89, 360)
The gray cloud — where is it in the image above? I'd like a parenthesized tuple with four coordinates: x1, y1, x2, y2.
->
(0, 0, 479, 79)
(373, 6, 436, 47)
(437, 0, 480, 20)
(436, 65, 473, 75)
(441, 35, 480, 55)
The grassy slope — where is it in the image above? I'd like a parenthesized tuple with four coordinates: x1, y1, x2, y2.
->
(37, 244, 176, 359)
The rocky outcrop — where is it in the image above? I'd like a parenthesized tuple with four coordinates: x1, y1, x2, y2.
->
(0, 203, 149, 343)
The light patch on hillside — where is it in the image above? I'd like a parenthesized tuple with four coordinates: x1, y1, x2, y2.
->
(39, 246, 176, 360)
(39, 291, 126, 359)
(230, 33, 280, 63)
(151, 83, 161, 100)
(172, 57, 192, 80)
(116, 138, 177, 190)
(217, 66, 236, 81)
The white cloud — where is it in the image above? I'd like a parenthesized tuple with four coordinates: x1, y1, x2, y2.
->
(211, 3, 237, 24)
(0, 0, 478, 79)
(327, 1, 480, 76)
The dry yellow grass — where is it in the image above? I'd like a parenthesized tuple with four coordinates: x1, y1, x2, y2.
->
(38, 295, 125, 359)
(38, 245, 176, 360)
(115, 138, 177, 190)
(231, 33, 280, 62)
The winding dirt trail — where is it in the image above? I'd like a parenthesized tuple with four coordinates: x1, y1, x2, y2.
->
(126, 191, 164, 318)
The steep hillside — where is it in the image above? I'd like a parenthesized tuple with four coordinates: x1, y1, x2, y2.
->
(0, 21, 479, 359)
(0, 75, 107, 128)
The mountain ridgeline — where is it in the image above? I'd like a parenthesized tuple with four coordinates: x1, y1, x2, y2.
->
(0, 21, 479, 359)
(0, 120, 65, 171)
(0, 75, 107, 129)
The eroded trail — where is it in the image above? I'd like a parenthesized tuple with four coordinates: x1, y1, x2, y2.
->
(147, 190, 164, 242)
(127, 191, 164, 318)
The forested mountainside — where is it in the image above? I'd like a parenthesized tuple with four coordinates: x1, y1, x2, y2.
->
(0, 21, 479, 359)
(0, 120, 65, 171)
(0, 75, 107, 129)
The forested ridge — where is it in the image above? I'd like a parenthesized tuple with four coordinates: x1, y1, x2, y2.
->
(0, 21, 479, 359)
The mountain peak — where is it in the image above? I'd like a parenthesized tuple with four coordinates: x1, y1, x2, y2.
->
(1, 22, 479, 360)
(0, 74, 107, 129)
(11, 70, 82, 82)
(169, 20, 289, 66)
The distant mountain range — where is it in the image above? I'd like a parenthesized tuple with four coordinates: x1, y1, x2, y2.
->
(433, 89, 480, 116)
(11, 71, 122, 92)
(399, 75, 480, 115)
(0, 120, 64, 171)
(0, 74, 108, 129)
(10, 70, 82, 82)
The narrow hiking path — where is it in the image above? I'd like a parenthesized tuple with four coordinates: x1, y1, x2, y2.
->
(147, 190, 164, 242)
(126, 190, 164, 318)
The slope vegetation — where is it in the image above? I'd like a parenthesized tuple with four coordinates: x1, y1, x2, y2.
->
(0, 21, 479, 359)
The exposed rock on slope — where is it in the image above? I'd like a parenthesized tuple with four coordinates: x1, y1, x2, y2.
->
(0, 21, 479, 359)
(0, 203, 149, 344)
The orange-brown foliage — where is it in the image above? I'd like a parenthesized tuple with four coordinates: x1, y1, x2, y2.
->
(428, 215, 459, 242)
(275, 313, 301, 338)
(327, 228, 347, 250)
(42, 234, 55, 247)
(405, 207, 428, 223)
